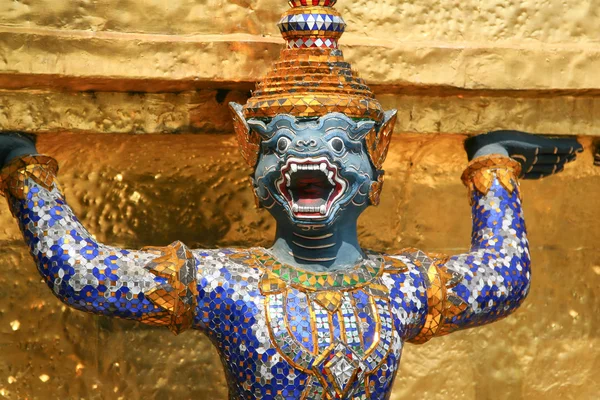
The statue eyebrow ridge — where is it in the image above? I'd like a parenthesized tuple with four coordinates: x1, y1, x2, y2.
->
(326, 125, 350, 133)
(275, 125, 297, 135)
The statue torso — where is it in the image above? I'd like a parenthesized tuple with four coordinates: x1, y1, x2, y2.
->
(193, 248, 430, 400)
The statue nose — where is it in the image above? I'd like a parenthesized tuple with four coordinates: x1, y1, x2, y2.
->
(295, 139, 318, 149)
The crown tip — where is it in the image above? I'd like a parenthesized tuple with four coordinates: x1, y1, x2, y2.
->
(288, 0, 337, 7)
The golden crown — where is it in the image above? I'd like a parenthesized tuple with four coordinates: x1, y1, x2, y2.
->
(242, 0, 384, 122)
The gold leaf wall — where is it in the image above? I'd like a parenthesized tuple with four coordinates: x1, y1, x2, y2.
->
(0, 1, 599, 399)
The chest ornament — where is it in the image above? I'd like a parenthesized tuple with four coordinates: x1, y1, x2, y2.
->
(250, 249, 407, 399)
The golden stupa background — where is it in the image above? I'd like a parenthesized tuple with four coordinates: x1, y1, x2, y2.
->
(0, 0, 599, 399)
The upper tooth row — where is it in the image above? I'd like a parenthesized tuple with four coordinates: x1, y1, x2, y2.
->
(290, 163, 328, 172)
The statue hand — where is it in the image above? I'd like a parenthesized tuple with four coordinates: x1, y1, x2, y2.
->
(465, 130, 583, 179)
(0, 132, 38, 169)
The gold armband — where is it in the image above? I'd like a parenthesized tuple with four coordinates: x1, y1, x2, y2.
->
(0, 155, 59, 200)
(460, 155, 521, 202)
(407, 253, 467, 345)
(141, 241, 199, 335)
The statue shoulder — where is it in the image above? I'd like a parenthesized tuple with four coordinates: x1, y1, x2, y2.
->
(193, 247, 263, 282)
(381, 248, 449, 275)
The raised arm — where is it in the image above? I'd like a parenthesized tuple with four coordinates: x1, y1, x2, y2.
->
(409, 131, 582, 344)
(0, 133, 198, 335)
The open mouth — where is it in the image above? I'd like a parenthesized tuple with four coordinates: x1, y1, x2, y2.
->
(277, 157, 347, 220)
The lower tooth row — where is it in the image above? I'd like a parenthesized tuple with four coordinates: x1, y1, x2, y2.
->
(292, 204, 327, 215)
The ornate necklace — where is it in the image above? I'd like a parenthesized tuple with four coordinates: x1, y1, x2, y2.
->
(246, 248, 406, 399)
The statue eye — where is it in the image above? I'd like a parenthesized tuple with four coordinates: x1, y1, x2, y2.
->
(329, 137, 345, 153)
(277, 137, 291, 153)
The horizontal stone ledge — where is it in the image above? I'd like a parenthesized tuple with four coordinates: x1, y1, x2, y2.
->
(0, 73, 257, 94)
(1, 89, 599, 137)
(4, 73, 600, 99)
(2, 27, 600, 92)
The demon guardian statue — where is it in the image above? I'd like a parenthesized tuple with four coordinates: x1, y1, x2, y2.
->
(0, 1, 582, 399)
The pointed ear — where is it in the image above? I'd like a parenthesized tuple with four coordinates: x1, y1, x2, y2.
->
(246, 119, 271, 139)
(229, 102, 261, 168)
(365, 109, 397, 170)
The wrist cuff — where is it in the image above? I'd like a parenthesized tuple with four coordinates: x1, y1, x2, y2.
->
(0, 155, 59, 200)
(461, 155, 521, 202)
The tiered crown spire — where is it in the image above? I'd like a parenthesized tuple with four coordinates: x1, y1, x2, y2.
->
(288, 0, 338, 6)
(243, 1, 384, 122)
(280, 0, 345, 50)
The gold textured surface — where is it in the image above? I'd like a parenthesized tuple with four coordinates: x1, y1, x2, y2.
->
(0, 0, 597, 42)
(0, 133, 598, 399)
(1, 1, 600, 92)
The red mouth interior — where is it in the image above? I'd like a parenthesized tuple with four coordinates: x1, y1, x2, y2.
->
(278, 160, 344, 218)
(290, 171, 333, 207)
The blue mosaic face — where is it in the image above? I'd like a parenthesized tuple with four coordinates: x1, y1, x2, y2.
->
(248, 113, 378, 227)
